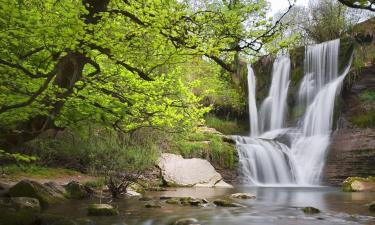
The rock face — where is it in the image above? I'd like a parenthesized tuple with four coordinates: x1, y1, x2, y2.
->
(157, 153, 232, 187)
(324, 129, 375, 185)
(8, 179, 65, 208)
(342, 177, 375, 192)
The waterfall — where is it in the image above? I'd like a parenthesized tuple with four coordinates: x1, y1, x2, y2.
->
(237, 39, 352, 186)
(247, 65, 259, 137)
(259, 56, 291, 133)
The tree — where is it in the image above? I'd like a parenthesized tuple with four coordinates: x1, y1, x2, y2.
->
(337, 0, 375, 11)
(0, 0, 290, 148)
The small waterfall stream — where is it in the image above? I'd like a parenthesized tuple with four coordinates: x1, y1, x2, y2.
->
(236, 39, 352, 186)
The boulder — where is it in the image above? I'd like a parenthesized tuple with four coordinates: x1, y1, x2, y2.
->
(230, 193, 256, 199)
(65, 181, 93, 199)
(369, 202, 375, 212)
(0, 197, 41, 225)
(145, 201, 162, 208)
(157, 153, 224, 187)
(174, 218, 200, 225)
(213, 199, 243, 207)
(342, 177, 375, 192)
(44, 181, 68, 196)
(8, 179, 65, 208)
(302, 207, 321, 214)
(87, 204, 119, 216)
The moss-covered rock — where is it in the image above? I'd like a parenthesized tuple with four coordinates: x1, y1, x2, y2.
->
(8, 179, 65, 208)
(302, 206, 321, 214)
(342, 177, 375, 192)
(230, 193, 256, 199)
(173, 218, 200, 225)
(65, 181, 93, 199)
(145, 201, 162, 208)
(87, 204, 119, 216)
(0, 197, 41, 225)
(213, 199, 243, 207)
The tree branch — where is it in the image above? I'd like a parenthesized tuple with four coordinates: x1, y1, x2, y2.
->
(337, 0, 375, 11)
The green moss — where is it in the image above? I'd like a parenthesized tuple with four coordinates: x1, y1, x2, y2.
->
(351, 110, 375, 128)
(359, 90, 375, 102)
(342, 177, 375, 192)
(302, 207, 321, 214)
(87, 204, 118, 216)
(205, 116, 246, 135)
(369, 202, 375, 212)
(2, 164, 80, 180)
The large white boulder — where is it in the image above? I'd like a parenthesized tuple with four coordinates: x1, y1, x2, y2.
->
(157, 153, 232, 188)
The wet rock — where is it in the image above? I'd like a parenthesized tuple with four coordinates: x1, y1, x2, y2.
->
(369, 201, 375, 212)
(159, 196, 172, 200)
(214, 180, 233, 188)
(87, 204, 119, 216)
(44, 181, 67, 196)
(0, 197, 41, 225)
(157, 153, 222, 187)
(139, 196, 153, 201)
(8, 179, 65, 208)
(342, 177, 375, 192)
(65, 181, 93, 199)
(145, 201, 162, 208)
(174, 218, 200, 225)
(165, 198, 180, 205)
(126, 188, 142, 197)
(302, 206, 321, 214)
(230, 193, 256, 199)
(213, 199, 243, 207)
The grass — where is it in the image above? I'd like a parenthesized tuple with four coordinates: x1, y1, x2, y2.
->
(1, 164, 81, 180)
(205, 115, 247, 135)
(359, 90, 375, 102)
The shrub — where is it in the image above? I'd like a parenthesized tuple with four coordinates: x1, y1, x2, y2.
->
(205, 115, 246, 135)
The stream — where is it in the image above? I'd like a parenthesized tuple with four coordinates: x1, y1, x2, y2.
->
(45, 186, 375, 225)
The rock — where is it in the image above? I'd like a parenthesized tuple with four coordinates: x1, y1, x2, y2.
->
(44, 181, 68, 196)
(8, 179, 65, 208)
(165, 198, 180, 205)
(230, 193, 256, 199)
(174, 218, 200, 225)
(87, 204, 119, 216)
(145, 202, 162, 208)
(126, 188, 142, 197)
(214, 180, 233, 188)
(369, 202, 375, 212)
(213, 199, 243, 207)
(302, 207, 321, 214)
(342, 177, 375, 192)
(157, 153, 223, 187)
(159, 196, 172, 200)
(65, 181, 93, 199)
(0, 197, 41, 225)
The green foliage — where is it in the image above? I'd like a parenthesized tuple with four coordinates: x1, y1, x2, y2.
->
(1, 164, 79, 179)
(351, 110, 375, 128)
(0, 0, 277, 146)
(205, 115, 247, 135)
(0, 149, 37, 164)
(359, 90, 375, 102)
(171, 129, 236, 169)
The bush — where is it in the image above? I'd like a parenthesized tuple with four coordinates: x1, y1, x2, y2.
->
(351, 110, 375, 128)
(205, 115, 246, 135)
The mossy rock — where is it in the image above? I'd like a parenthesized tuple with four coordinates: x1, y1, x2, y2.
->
(173, 218, 200, 225)
(0, 197, 41, 225)
(145, 201, 162, 208)
(213, 199, 243, 207)
(8, 179, 65, 208)
(87, 204, 119, 216)
(342, 177, 375, 192)
(230, 193, 256, 199)
(165, 198, 180, 205)
(302, 207, 321, 214)
(368, 202, 375, 212)
(65, 181, 92, 199)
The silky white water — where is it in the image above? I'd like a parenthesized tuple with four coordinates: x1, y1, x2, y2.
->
(236, 39, 352, 186)
(247, 65, 259, 137)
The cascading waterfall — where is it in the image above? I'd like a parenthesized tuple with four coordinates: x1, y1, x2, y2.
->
(259, 56, 291, 133)
(236, 39, 352, 186)
(247, 65, 259, 137)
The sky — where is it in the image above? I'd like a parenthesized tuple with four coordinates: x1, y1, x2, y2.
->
(270, 0, 310, 15)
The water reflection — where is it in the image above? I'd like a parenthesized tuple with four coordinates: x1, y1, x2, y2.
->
(45, 187, 375, 225)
